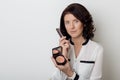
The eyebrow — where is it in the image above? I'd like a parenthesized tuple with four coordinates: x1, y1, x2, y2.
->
(65, 19, 79, 22)
(73, 18, 79, 21)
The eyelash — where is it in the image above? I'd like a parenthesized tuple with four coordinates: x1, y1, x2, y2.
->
(74, 20, 79, 23)
(65, 22, 69, 24)
(65, 20, 78, 24)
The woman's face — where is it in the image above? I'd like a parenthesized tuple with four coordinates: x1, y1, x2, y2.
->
(64, 13, 84, 38)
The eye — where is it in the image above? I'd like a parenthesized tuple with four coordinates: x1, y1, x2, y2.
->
(74, 20, 79, 23)
(65, 21, 69, 25)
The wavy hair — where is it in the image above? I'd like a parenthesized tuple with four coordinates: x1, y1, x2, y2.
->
(60, 3, 95, 40)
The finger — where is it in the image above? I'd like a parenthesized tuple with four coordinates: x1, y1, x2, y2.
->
(64, 40, 70, 45)
(60, 39, 69, 44)
(51, 57, 65, 69)
(59, 36, 66, 42)
(60, 40, 69, 46)
(51, 57, 57, 67)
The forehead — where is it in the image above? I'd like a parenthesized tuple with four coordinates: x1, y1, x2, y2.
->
(64, 13, 77, 21)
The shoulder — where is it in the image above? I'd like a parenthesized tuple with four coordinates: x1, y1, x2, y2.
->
(87, 40, 103, 51)
(85, 40, 103, 56)
(81, 40, 103, 61)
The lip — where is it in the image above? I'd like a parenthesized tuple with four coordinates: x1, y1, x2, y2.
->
(70, 31, 77, 33)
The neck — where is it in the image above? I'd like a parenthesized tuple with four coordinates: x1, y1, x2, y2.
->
(72, 36, 85, 46)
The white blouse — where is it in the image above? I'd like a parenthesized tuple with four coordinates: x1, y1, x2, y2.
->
(51, 40, 103, 80)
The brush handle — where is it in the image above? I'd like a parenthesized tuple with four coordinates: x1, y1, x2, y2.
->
(56, 28, 63, 37)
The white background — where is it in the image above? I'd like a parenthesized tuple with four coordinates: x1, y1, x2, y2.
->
(0, 0, 120, 80)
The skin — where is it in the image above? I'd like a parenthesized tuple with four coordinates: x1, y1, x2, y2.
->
(52, 13, 85, 77)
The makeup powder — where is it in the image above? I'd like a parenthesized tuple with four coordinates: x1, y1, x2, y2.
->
(52, 49, 59, 54)
(56, 56, 65, 63)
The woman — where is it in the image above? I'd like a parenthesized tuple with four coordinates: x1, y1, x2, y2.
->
(51, 3, 103, 80)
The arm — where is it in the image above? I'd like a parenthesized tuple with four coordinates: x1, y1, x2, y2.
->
(51, 36, 75, 80)
(51, 57, 74, 80)
(90, 45, 103, 80)
(50, 68, 67, 80)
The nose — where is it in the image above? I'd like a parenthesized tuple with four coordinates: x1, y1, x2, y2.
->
(70, 22, 75, 29)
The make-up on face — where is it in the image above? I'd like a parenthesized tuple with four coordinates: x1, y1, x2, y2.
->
(64, 13, 84, 38)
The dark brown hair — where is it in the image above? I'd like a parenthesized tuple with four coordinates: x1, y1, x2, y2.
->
(60, 3, 95, 40)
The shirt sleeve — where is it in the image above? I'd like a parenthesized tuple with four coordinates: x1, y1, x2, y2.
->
(50, 68, 67, 80)
(90, 45, 103, 80)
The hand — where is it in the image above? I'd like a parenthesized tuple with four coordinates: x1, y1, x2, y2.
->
(51, 57, 74, 77)
(59, 36, 70, 58)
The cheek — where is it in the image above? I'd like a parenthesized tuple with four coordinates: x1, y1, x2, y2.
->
(80, 26, 83, 31)
(77, 27, 83, 35)
(80, 23, 84, 29)
(65, 26, 70, 32)
(80, 28, 83, 34)
(76, 24, 83, 31)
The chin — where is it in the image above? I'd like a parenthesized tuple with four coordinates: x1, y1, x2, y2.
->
(71, 34, 82, 38)
(71, 35, 78, 38)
